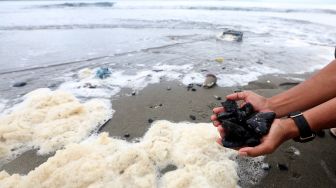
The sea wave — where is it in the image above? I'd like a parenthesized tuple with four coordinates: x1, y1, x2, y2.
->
(34, 2, 336, 15)
(38, 2, 115, 8)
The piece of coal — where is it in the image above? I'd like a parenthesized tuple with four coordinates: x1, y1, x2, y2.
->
(246, 112, 276, 135)
(13, 82, 27, 87)
(221, 100, 238, 113)
(216, 99, 275, 148)
(189, 115, 196, 120)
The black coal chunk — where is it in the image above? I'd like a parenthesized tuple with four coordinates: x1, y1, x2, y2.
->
(216, 99, 276, 148)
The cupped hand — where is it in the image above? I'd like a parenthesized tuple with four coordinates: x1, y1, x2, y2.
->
(238, 119, 298, 157)
(210, 91, 271, 141)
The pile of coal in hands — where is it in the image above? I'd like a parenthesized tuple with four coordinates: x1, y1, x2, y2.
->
(216, 100, 276, 148)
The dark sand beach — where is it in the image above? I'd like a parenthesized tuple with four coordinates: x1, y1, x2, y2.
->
(1, 71, 335, 187)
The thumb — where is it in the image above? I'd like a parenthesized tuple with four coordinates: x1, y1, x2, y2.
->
(226, 91, 248, 101)
(238, 144, 272, 157)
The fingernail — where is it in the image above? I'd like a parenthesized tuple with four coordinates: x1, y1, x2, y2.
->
(238, 151, 248, 156)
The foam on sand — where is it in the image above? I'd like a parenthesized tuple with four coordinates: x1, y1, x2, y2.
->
(0, 121, 239, 188)
(0, 88, 113, 164)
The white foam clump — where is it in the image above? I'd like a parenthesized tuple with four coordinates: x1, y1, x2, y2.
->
(0, 88, 112, 163)
(0, 121, 239, 188)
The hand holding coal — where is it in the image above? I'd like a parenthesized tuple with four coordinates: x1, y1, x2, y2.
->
(216, 100, 276, 148)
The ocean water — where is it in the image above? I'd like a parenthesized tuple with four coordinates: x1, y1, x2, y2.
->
(1, 0, 335, 74)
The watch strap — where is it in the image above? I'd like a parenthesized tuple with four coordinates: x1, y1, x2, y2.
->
(288, 112, 315, 143)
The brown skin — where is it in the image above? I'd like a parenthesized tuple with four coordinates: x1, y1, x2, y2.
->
(211, 59, 336, 157)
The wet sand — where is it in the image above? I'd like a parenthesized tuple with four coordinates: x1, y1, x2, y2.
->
(1, 73, 336, 187)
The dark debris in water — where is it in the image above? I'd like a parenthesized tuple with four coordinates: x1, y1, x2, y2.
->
(12, 82, 27, 87)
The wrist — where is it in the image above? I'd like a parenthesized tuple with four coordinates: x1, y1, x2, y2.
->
(279, 118, 300, 139)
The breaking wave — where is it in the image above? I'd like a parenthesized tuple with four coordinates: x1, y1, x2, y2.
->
(34, 2, 336, 15)
(38, 2, 115, 8)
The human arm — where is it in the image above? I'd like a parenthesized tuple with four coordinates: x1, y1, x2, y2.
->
(238, 96, 336, 157)
(219, 59, 336, 119)
(268, 59, 336, 117)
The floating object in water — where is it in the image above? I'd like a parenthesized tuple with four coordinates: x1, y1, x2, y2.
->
(123, 133, 130, 138)
(216, 99, 275, 148)
(148, 118, 154, 123)
(12, 82, 27, 87)
(83, 82, 97, 89)
(78, 68, 93, 79)
(95, 67, 111, 79)
(217, 30, 243, 42)
(191, 88, 197, 92)
(203, 74, 217, 88)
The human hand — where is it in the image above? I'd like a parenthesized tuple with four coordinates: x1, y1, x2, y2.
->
(210, 91, 271, 137)
(237, 119, 299, 157)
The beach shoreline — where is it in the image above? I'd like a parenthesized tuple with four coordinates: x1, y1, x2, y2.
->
(1, 71, 335, 187)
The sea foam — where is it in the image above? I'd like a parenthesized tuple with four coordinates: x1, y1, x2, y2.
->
(0, 121, 240, 188)
(0, 88, 113, 165)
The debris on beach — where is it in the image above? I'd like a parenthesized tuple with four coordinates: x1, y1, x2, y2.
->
(166, 86, 171, 91)
(148, 118, 154, 123)
(262, 163, 271, 171)
(277, 163, 289, 171)
(214, 95, 222, 100)
(216, 99, 275, 148)
(95, 67, 111, 79)
(123, 133, 130, 138)
(12, 82, 27, 87)
(187, 83, 193, 91)
(217, 30, 243, 42)
(203, 74, 217, 88)
(189, 115, 196, 120)
(285, 146, 301, 156)
(215, 57, 224, 63)
(131, 90, 137, 96)
(191, 88, 197, 92)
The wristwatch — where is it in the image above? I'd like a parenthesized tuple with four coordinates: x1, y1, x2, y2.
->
(288, 112, 316, 143)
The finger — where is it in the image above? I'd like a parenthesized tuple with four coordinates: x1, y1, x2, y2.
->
(213, 120, 221, 127)
(226, 91, 249, 101)
(216, 138, 223, 145)
(213, 107, 224, 114)
(238, 143, 272, 157)
(210, 114, 217, 121)
(217, 125, 225, 138)
(239, 101, 247, 108)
